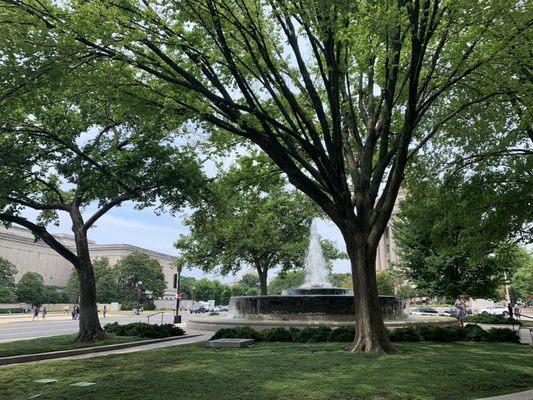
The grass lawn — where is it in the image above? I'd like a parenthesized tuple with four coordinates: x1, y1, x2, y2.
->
(0, 342, 531, 400)
(0, 334, 143, 358)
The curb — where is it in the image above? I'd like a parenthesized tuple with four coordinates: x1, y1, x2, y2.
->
(0, 334, 202, 366)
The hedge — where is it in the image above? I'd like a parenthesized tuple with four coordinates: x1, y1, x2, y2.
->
(210, 324, 520, 344)
(104, 322, 185, 338)
(0, 308, 24, 314)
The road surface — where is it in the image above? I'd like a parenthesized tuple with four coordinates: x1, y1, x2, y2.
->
(0, 312, 196, 343)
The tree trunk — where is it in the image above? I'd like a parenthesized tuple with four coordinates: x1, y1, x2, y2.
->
(76, 261, 108, 342)
(256, 267, 268, 295)
(71, 206, 108, 342)
(344, 232, 397, 354)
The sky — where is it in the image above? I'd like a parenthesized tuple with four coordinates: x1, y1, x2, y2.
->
(21, 200, 352, 284)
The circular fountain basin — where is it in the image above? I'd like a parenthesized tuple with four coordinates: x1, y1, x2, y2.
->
(186, 287, 457, 331)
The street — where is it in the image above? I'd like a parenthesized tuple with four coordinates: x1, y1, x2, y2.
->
(0, 312, 195, 343)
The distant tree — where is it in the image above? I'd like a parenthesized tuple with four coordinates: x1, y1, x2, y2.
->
(230, 283, 260, 298)
(510, 250, 533, 301)
(394, 180, 528, 299)
(42, 286, 67, 304)
(64, 272, 80, 304)
(376, 271, 395, 296)
(16, 272, 44, 305)
(268, 271, 305, 295)
(177, 154, 333, 295)
(239, 274, 261, 290)
(93, 258, 122, 304)
(329, 273, 352, 288)
(178, 276, 197, 301)
(0, 257, 17, 288)
(115, 252, 167, 305)
(0, 285, 16, 303)
(192, 279, 229, 305)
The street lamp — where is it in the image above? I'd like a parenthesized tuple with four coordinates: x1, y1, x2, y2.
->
(174, 266, 182, 324)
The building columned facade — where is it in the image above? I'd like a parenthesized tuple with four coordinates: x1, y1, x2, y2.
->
(375, 189, 405, 272)
(0, 226, 177, 300)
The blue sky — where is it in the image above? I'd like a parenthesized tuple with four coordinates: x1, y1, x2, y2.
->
(22, 201, 351, 284)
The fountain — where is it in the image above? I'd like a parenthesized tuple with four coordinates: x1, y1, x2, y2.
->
(187, 219, 455, 331)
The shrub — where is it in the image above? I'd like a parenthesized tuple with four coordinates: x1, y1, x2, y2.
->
(328, 326, 355, 342)
(487, 328, 520, 343)
(262, 328, 294, 342)
(210, 327, 263, 342)
(295, 327, 333, 343)
(464, 324, 491, 341)
(466, 314, 521, 326)
(389, 327, 420, 342)
(415, 325, 467, 342)
(104, 322, 184, 338)
(0, 308, 24, 314)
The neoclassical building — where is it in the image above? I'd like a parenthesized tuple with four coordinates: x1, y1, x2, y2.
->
(0, 226, 178, 300)
(375, 189, 405, 272)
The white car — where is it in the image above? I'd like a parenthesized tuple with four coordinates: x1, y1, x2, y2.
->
(478, 305, 509, 316)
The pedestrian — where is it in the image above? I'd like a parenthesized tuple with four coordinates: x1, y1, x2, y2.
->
(454, 295, 467, 328)
(63, 304, 70, 315)
(42, 306, 47, 320)
(75, 305, 80, 320)
(513, 304, 521, 320)
(103, 305, 107, 319)
(507, 303, 514, 319)
(32, 306, 39, 322)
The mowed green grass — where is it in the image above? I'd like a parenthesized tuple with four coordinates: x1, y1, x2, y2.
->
(0, 342, 531, 400)
(0, 334, 142, 358)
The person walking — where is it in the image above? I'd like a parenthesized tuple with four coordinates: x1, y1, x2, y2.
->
(63, 304, 70, 315)
(103, 305, 107, 319)
(507, 303, 514, 319)
(454, 295, 467, 328)
(32, 306, 39, 322)
(513, 304, 521, 320)
(41, 306, 47, 320)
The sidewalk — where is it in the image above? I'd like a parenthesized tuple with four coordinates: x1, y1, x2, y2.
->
(476, 389, 533, 400)
(0, 330, 210, 366)
(0, 312, 129, 324)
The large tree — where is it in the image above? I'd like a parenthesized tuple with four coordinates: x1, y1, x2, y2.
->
(394, 176, 530, 299)
(176, 154, 341, 294)
(0, 54, 204, 340)
(4, 0, 529, 352)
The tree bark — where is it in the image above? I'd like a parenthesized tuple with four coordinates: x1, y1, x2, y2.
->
(256, 267, 268, 295)
(76, 261, 108, 341)
(343, 230, 397, 354)
(71, 206, 108, 342)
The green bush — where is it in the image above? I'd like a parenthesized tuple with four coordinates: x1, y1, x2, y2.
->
(210, 327, 263, 342)
(389, 327, 420, 342)
(464, 324, 491, 341)
(210, 324, 520, 344)
(295, 327, 332, 343)
(328, 326, 355, 342)
(487, 328, 520, 343)
(0, 308, 24, 314)
(262, 328, 294, 342)
(104, 322, 185, 338)
(415, 325, 467, 342)
(466, 314, 521, 325)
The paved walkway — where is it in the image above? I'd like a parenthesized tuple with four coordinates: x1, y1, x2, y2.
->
(476, 389, 533, 400)
(12, 330, 211, 365)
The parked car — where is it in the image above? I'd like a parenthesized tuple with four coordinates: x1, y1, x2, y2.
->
(190, 305, 208, 314)
(479, 305, 509, 316)
(219, 305, 229, 312)
(440, 306, 472, 317)
(411, 307, 439, 316)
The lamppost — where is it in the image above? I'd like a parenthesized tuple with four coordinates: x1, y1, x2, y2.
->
(174, 265, 182, 324)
